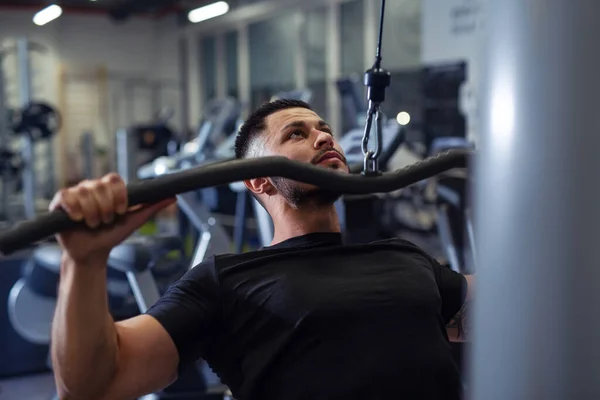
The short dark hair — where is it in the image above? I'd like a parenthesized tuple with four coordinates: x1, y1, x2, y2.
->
(234, 99, 312, 159)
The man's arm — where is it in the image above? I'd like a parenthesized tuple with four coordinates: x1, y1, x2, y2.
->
(102, 315, 180, 400)
(52, 257, 179, 400)
(446, 274, 474, 342)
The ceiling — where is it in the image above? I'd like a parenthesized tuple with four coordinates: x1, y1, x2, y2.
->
(0, 0, 223, 21)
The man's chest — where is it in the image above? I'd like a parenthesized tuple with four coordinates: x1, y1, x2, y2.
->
(220, 248, 443, 327)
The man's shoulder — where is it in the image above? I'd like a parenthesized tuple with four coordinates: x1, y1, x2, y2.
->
(367, 237, 425, 251)
(196, 249, 272, 274)
(209, 238, 425, 261)
(215, 248, 268, 263)
(192, 237, 433, 272)
(365, 237, 442, 266)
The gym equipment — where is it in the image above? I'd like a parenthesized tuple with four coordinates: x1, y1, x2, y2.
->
(107, 236, 186, 314)
(5, 238, 167, 344)
(428, 137, 475, 274)
(337, 76, 367, 134)
(14, 39, 58, 210)
(0, 149, 470, 255)
(137, 98, 240, 180)
(340, 121, 405, 173)
(134, 113, 179, 165)
(7, 245, 61, 346)
(0, 252, 52, 378)
(193, 98, 241, 161)
(470, 0, 600, 397)
(421, 62, 467, 153)
(360, 1, 391, 175)
(15, 38, 36, 219)
(13, 102, 60, 203)
(116, 111, 180, 179)
(0, 149, 22, 224)
(2, 244, 62, 380)
(80, 132, 95, 179)
(0, 39, 58, 221)
(138, 98, 243, 265)
(337, 120, 406, 242)
(11, 102, 62, 141)
(0, 56, 10, 223)
(375, 134, 474, 272)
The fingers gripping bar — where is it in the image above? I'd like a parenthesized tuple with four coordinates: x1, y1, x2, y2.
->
(0, 149, 471, 255)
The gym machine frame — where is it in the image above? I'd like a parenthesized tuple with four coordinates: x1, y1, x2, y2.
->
(0, 38, 55, 222)
(0, 47, 10, 222)
(0, 148, 470, 255)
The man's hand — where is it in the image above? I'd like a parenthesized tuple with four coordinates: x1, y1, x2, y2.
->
(51, 173, 175, 264)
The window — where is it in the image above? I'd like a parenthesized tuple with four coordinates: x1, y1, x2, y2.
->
(341, 0, 365, 76)
(225, 31, 238, 98)
(201, 36, 216, 102)
(305, 7, 327, 119)
(249, 12, 297, 109)
(381, 0, 421, 70)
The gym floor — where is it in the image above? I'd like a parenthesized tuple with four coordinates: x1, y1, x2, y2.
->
(0, 372, 55, 399)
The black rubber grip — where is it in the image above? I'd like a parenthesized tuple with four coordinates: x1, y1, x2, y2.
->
(0, 149, 470, 255)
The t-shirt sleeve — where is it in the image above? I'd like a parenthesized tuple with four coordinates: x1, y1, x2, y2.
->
(430, 259, 468, 324)
(146, 256, 220, 366)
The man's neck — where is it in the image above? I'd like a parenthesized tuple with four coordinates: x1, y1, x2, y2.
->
(270, 204, 341, 245)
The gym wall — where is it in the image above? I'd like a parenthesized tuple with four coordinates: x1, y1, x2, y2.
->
(421, 0, 487, 145)
(191, 0, 422, 136)
(0, 10, 182, 184)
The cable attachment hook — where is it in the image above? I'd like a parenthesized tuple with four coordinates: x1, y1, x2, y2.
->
(361, 0, 391, 176)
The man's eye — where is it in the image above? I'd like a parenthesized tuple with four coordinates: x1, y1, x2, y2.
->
(290, 130, 305, 138)
(321, 128, 333, 135)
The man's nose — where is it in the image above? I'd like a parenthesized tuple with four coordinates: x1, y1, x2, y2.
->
(314, 130, 334, 149)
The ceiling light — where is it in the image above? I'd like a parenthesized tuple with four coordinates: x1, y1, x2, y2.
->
(33, 4, 63, 26)
(188, 1, 229, 24)
(396, 111, 411, 126)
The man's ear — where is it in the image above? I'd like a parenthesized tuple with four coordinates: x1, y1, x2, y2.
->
(244, 178, 275, 196)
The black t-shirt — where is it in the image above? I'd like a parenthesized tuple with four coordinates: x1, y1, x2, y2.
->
(147, 233, 467, 400)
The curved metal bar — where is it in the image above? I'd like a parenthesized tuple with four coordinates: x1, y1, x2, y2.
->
(0, 149, 470, 255)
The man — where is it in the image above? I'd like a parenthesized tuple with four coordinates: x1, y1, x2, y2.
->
(51, 99, 474, 400)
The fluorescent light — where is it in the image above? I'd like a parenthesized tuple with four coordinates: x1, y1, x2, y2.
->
(396, 111, 411, 126)
(33, 4, 63, 26)
(188, 1, 229, 23)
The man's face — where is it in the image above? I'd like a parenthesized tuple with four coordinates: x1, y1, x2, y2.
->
(264, 107, 349, 172)
(252, 107, 349, 208)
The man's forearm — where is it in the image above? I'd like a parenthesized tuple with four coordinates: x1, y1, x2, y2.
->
(51, 255, 119, 399)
